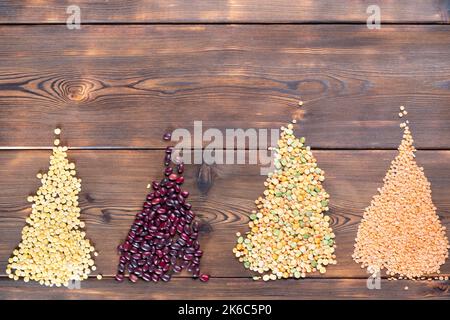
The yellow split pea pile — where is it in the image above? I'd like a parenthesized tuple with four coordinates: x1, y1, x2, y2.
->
(353, 107, 449, 279)
(6, 129, 97, 287)
(233, 124, 337, 281)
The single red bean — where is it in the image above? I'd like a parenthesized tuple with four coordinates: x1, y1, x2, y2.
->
(176, 176, 185, 184)
(183, 224, 191, 234)
(129, 273, 139, 283)
(130, 247, 138, 254)
(151, 274, 160, 282)
(151, 198, 161, 205)
(181, 191, 189, 198)
(142, 274, 152, 282)
(122, 242, 131, 251)
(173, 265, 182, 273)
(154, 268, 163, 275)
(115, 274, 125, 282)
(166, 182, 175, 188)
(185, 247, 195, 254)
(195, 250, 203, 257)
(183, 253, 194, 261)
(161, 274, 171, 282)
(199, 274, 210, 282)
(164, 167, 173, 176)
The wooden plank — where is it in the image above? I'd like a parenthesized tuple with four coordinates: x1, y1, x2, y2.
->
(1, 150, 449, 278)
(0, 25, 450, 149)
(0, 277, 448, 300)
(0, 0, 448, 24)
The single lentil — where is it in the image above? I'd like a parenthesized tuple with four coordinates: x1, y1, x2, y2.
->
(353, 106, 449, 279)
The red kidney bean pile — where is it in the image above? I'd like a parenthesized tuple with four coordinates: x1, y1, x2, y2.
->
(115, 136, 209, 283)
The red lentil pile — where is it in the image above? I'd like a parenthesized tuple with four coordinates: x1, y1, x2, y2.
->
(353, 107, 449, 279)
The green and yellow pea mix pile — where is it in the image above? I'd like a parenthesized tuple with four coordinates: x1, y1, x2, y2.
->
(6, 129, 97, 287)
(233, 124, 337, 281)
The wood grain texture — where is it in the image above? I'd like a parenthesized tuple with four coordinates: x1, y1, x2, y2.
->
(0, 25, 450, 149)
(1, 150, 449, 279)
(0, 0, 448, 23)
(0, 278, 448, 300)
(1, 3, 450, 300)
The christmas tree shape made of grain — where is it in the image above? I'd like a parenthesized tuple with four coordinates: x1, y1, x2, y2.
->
(353, 112, 449, 279)
(6, 129, 97, 287)
(233, 123, 337, 281)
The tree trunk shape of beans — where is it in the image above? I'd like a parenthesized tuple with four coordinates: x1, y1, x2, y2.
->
(5, 129, 97, 287)
(115, 144, 208, 283)
(353, 108, 450, 279)
(233, 123, 337, 281)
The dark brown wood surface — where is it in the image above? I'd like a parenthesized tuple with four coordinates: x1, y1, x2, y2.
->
(0, 0, 450, 23)
(0, 1, 449, 300)
(0, 150, 449, 298)
(0, 278, 448, 300)
(0, 0, 449, 23)
(1, 25, 450, 149)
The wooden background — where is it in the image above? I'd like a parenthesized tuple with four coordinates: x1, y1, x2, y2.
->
(0, 0, 449, 300)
